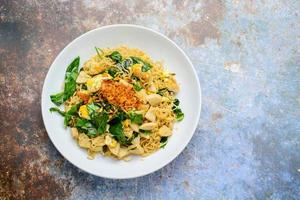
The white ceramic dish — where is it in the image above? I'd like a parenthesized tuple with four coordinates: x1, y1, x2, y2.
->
(41, 24, 201, 179)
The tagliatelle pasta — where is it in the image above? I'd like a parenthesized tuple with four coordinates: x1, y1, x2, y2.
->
(49, 46, 184, 160)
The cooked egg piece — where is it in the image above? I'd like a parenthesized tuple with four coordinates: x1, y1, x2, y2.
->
(109, 139, 118, 148)
(78, 105, 89, 119)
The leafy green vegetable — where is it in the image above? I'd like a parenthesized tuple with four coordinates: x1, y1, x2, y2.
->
(110, 110, 127, 124)
(63, 57, 80, 101)
(141, 63, 152, 72)
(64, 115, 73, 127)
(107, 51, 122, 63)
(86, 103, 99, 116)
(50, 57, 80, 105)
(50, 102, 81, 127)
(64, 102, 82, 126)
(107, 67, 119, 78)
(49, 107, 65, 116)
(174, 98, 180, 106)
(86, 103, 109, 135)
(130, 56, 143, 64)
(76, 118, 98, 137)
(67, 102, 82, 115)
(160, 137, 168, 148)
(109, 121, 127, 144)
(133, 82, 143, 91)
(121, 58, 133, 69)
(173, 107, 184, 121)
(129, 112, 143, 125)
(96, 100, 113, 112)
(95, 47, 104, 59)
(66, 56, 80, 73)
(50, 92, 64, 106)
(108, 111, 129, 144)
(75, 103, 108, 137)
(94, 112, 109, 134)
(172, 98, 184, 121)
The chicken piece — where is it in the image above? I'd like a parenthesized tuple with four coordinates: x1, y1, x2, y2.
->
(158, 125, 172, 136)
(139, 122, 157, 130)
(146, 94, 162, 106)
(76, 71, 91, 83)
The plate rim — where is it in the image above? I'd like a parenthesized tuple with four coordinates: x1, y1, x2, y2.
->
(41, 24, 202, 179)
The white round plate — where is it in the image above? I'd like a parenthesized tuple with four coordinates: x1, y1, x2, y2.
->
(41, 24, 201, 179)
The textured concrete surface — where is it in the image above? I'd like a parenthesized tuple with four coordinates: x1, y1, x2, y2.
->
(0, 0, 299, 199)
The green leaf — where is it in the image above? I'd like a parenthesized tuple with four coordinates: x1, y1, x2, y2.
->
(49, 107, 65, 116)
(172, 98, 184, 121)
(109, 121, 127, 144)
(64, 115, 73, 126)
(93, 112, 109, 134)
(66, 56, 80, 73)
(173, 107, 184, 121)
(107, 51, 122, 63)
(50, 57, 80, 105)
(96, 100, 113, 112)
(108, 111, 129, 144)
(133, 82, 143, 91)
(64, 102, 82, 126)
(110, 110, 128, 124)
(67, 102, 82, 115)
(76, 118, 90, 127)
(160, 137, 168, 148)
(129, 112, 143, 125)
(75, 118, 98, 137)
(86, 103, 109, 135)
(141, 63, 152, 72)
(87, 128, 98, 137)
(107, 67, 119, 78)
(130, 56, 143, 64)
(50, 92, 64, 106)
(50, 102, 81, 126)
(121, 58, 133, 69)
(86, 103, 99, 116)
(174, 98, 180, 106)
(63, 57, 80, 101)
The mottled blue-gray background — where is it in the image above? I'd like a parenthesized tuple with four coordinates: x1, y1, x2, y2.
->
(0, 0, 299, 199)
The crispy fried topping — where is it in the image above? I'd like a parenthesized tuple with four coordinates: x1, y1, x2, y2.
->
(100, 80, 141, 111)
